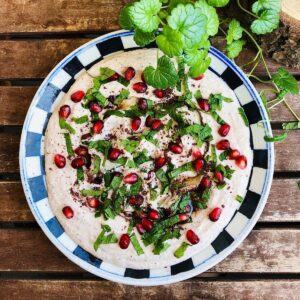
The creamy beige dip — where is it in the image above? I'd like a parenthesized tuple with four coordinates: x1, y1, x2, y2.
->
(45, 49, 252, 269)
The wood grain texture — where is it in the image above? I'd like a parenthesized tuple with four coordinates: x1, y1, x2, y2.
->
(0, 229, 299, 273)
(1, 279, 300, 300)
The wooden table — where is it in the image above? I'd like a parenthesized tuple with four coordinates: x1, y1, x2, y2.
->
(0, 1, 299, 299)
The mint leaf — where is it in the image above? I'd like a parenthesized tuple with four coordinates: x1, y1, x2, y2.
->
(207, 0, 230, 7)
(77, 168, 84, 181)
(238, 107, 249, 127)
(121, 139, 140, 153)
(282, 122, 300, 130)
(134, 29, 156, 47)
(189, 55, 211, 78)
(235, 195, 244, 203)
(114, 89, 130, 105)
(156, 26, 184, 57)
(252, 0, 281, 14)
(130, 233, 144, 255)
(64, 133, 74, 156)
(59, 118, 75, 134)
(129, 0, 161, 32)
(272, 68, 299, 95)
(81, 189, 102, 197)
(227, 39, 246, 59)
(227, 19, 243, 44)
(264, 132, 287, 142)
(72, 115, 89, 124)
(174, 242, 189, 258)
(118, 4, 134, 30)
(167, 4, 207, 49)
(144, 55, 178, 89)
(251, 10, 279, 35)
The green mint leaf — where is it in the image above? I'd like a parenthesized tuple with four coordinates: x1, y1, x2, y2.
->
(282, 122, 300, 130)
(77, 168, 84, 182)
(153, 241, 170, 255)
(252, 0, 281, 14)
(129, 0, 161, 32)
(156, 26, 184, 57)
(80, 189, 102, 197)
(114, 89, 130, 105)
(133, 150, 151, 166)
(238, 107, 249, 127)
(130, 233, 145, 255)
(227, 19, 243, 44)
(211, 111, 226, 125)
(264, 132, 287, 142)
(167, 4, 207, 49)
(99, 67, 115, 81)
(134, 29, 156, 47)
(251, 9, 279, 35)
(121, 139, 140, 153)
(71, 115, 89, 124)
(226, 39, 246, 59)
(235, 195, 244, 203)
(219, 149, 231, 161)
(174, 242, 189, 258)
(169, 0, 191, 11)
(185, 48, 211, 78)
(94, 226, 118, 251)
(118, 4, 134, 30)
(150, 189, 158, 201)
(92, 155, 101, 175)
(63, 133, 74, 156)
(168, 162, 194, 179)
(59, 118, 75, 134)
(110, 176, 123, 190)
(144, 55, 178, 89)
(272, 67, 299, 95)
(207, 0, 230, 7)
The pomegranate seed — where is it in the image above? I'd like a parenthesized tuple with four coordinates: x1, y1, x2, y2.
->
(216, 139, 230, 150)
(134, 211, 147, 219)
(154, 89, 165, 98)
(192, 148, 203, 159)
(186, 229, 200, 244)
(200, 176, 212, 189)
(124, 67, 136, 81)
(193, 74, 204, 80)
(235, 155, 247, 169)
(136, 223, 145, 235)
(74, 145, 88, 156)
(179, 213, 189, 222)
(141, 218, 153, 232)
(71, 90, 85, 103)
(137, 98, 148, 111)
(119, 234, 130, 249)
(71, 156, 85, 169)
(128, 195, 144, 207)
(151, 119, 163, 130)
(123, 173, 138, 184)
(54, 154, 66, 168)
(148, 209, 160, 220)
(228, 149, 240, 160)
(131, 117, 141, 131)
(198, 99, 210, 112)
(108, 73, 119, 81)
(194, 158, 205, 172)
(145, 115, 153, 127)
(209, 207, 222, 222)
(59, 105, 71, 119)
(81, 133, 92, 141)
(155, 156, 167, 168)
(89, 101, 102, 113)
(169, 143, 183, 154)
(108, 148, 122, 161)
(133, 82, 147, 93)
(87, 197, 100, 209)
(62, 206, 73, 219)
(92, 120, 104, 134)
(214, 171, 224, 183)
(218, 124, 231, 137)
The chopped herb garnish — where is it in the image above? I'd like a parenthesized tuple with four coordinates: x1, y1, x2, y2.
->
(211, 111, 226, 125)
(111, 175, 123, 190)
(63, 133, 74, 156)
(174, 242, 189, 258)
(150, 189, 158, 201)
(121, 139, 140, 153)
(94, 224, 118, 251)
(91, 112, 100, 121)
(238, 107, 249, 127)
(99, 67, 115, 81)
(140, 130, 159, 146)
(130, 233, 144, 255)
(117, 76, 130, 86)
(181, 123, 212, 147)
(211, 144, 217, 164)
(129, 178, 143, 196)
(153, 242, 170, 255)
(72, 115, 89, 124)
(133, 150, 151, 166)
(114, 89, 130, 105)
(81, 189, 102, 197)
(77, 168, 84, 181)
(92, 155, 101, 174)
(264, 132, 287, 142)
(104, 110, 125, 118)
(59, 118, 75, 134)
(236, 195, 244, 203)
(155, 169, 169, 193)
(168, 162, 194, 179)
(219, 149, 231, 161)
(194, 90, 202, 99)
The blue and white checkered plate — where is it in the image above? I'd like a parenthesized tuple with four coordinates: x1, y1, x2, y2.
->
(19, 30, 274, 286)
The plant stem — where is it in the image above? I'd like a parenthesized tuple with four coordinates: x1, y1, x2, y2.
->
(283, 99, 300, 121)
(248, 74, 270, 84)
(248, 59, 260, 77)
(237, 0, 257, 18)
(268, 98, 284, 109)
(241, 50, 261, 68)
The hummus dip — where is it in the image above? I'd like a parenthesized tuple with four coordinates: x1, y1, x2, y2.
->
(45, 49, 252, 269)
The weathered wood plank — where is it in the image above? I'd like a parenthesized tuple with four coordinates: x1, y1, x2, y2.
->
(0, 229, 299, 273)
(1, 279, 299, 300)
(0, 39, 299, 80)
(1, 178, 299, 222)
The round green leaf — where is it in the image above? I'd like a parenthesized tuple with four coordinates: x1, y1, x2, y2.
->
(118, 4, 134, 30)
(188, 56, 211, 77)
(207, 0, 230, 7)
(226, 40, 246, 59)
(226, 19, 243, 44)
(272, 67, 299, 95)
(251, 9, 280, 35)
(134, 29, 156, 47)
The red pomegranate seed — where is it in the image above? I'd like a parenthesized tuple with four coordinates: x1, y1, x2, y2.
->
(193, 74, 204, 80)
(186, 229, 200, 244)
(169, 143, 183, 154)
(89, 101, 102, 113)
(87, 197, 100, 209)
(154, 89, 165, 98)
(119, 234, 130, 249)
(54, 154, 66, 168)
(218, 124, 231, 137)
(209, 207, 222, 222)
(62, 206, 73, 219)
(92, 120, 104, 134)
(136, 223, 145, 235)
(145, 115, 153, 127)
(75, 145, 88, 156)
(133, 82, 147, 93)
(108, 73, 119, 81)
(134, 210, 147, 219)
(81, 133, 92, 141)
(148, 209, 160, 220)
(141, 218, 153, 232)
(124, 173, 138, 184)
(235, 155, 247, 169)
(200, 176, 212, 189)
(216, 139, 230, 150)
(192, 148, 203, 159)
(71, 156, 85, 169)
(229, 149, 240, 160)
(71, 90, 85, 103)
(198, 99, 210, 112)
(214, 171, 224, 183)
(108, 148, 122, 161)
(194, 158, 205, 172)
(179, 213, 189, 222)
(124, 67, 136, 81)
(151, 119, 162, 130)
(131, 117, 141, 131)
(137, 98, 148, 111)
(155, 156, 167, 168)
(59, 105, 71, 119)
(128, 195, 144, 207)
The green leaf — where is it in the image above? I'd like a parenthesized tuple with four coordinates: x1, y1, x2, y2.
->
(238, 107, 249, 127)
(168, 162, 194, 179)
(153, 242, 170, 255)
(59, 118, 75, 134)
(174, 242, 189, 258)
(77, 168, 84, 181)
(134, 29, 156, 47)
(211, 111, 226, 125)
(167, 4, 207, 49)
(272, 68, 299, 95)
(251, 9, 280, 35)
(110, 176, 122, 190)
(129, 0, 161, 32)
(186, 49, 211, 78)
(252, 0, 281, 14)
(143, 55, 178, 89)
(118, 4, 134, 30)
(71, 115, 89, 124)
(195, 0, 219, 36)
(94, 225, 118, 251)
(63, 133, 74, 156)
(227, 19, 243, 44)
(80, 189, 102, 197)
(130, 233, 144, 255)
(181, 123, 213, 146)
(114, 89, 130, 105)
(219, 149, 231, 161)
(133, 151, 151, 166)
(150, 189, 158, 201)
(226, 39, 246, 59)
(282, 122, 300, 130)
(264, 132, 287, 142)
(121, 139, 140, 153)
(99, 67, 115, 81)
(92, 155, 101, 175)
(235, 195, 244, 203)
(207, 0, 230, 7)
(156, 26, 184, 57)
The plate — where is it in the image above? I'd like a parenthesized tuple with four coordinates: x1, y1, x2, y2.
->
(19, 30, 274, 286)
